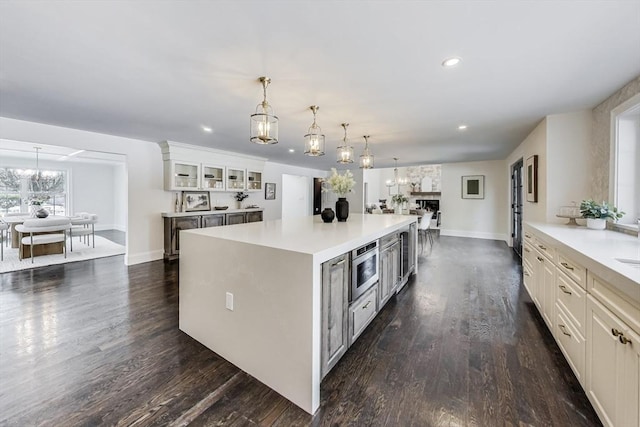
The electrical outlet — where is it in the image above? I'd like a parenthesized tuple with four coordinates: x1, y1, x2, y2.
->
(226, 292, 234, 311)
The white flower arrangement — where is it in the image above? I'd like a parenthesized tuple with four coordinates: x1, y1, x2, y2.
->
(324, 168, 355, 197)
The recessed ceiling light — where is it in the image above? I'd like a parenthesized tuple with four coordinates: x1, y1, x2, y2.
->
(289, 149, 295, 153)
(458, 124, 468, 130)
(442, 56, 462, 68)
(201, 125, 213, 133)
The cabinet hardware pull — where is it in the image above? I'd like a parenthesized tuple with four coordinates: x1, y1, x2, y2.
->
(332, 259, 345, 266)
(537, 256, 544, 262)
(524, 271, 530, 277)
(559, 324, 571, 337)
(525, 233, 531, 238)
(560, 262, 574, 271)
(619, 335, 632, 345)
(538, 244, 546, 250)
(612, 328, 623, 337)
(363, 301, 372, 309)
(559, 285, 572, 295)
(524, 247, 530, 253)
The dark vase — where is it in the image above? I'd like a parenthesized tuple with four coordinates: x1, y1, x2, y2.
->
(35, 208, 49, 218)
(335, 198, 349, 222)
(321, 208, 335, 223)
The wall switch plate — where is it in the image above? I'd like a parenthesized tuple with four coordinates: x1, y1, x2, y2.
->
(226, 292, 234, 311)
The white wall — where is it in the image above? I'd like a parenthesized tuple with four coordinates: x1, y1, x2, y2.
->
(281, 174, 310, 219)
(440, 160, 508, 242)
(546, 110, 592, 223)
(0, 117, 167, 265)
(113, 163, 127, 231)
(261, 161, 328, 221)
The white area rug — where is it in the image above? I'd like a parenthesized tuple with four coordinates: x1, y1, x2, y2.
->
(0, 236, 125, 273)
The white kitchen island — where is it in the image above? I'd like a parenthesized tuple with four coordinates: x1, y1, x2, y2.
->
(179, 213, 417, 414)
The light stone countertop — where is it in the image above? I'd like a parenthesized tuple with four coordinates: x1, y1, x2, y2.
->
(182, 213, 416, 263)
(526, 222, 640, 302)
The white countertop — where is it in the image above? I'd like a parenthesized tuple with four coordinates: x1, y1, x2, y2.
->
(162, 207, 263, 217)
(526, 222, 639, 298)
(183, 213, 416, 261)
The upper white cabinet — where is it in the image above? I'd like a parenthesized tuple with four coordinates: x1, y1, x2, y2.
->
(247, 170, 262, 192)
(227, 168, 246, 191)
(160, 141, 266, 193)
(202, 164, 225, 191)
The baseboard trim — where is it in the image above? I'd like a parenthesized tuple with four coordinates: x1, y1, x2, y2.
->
(439, 229, 508, 243)
(126, 249, 164, 266)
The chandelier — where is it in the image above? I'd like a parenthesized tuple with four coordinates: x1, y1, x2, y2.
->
(336, 123, 354, 164)
(304, 105, 325, 156)
(386, 157, 408, 187)
(250, 76, 278, 144)
(359, 135, 374, 169)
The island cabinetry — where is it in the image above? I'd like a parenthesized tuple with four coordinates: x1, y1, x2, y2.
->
(201, 213, 225, 228)
(321, 252, 349, 379)
(164, 216, 200, 260)
(379, 232, 400, 308)
(348, 285, 378, 346)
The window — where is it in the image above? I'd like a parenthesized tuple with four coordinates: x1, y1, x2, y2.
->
(611, 93, 640, 227)
(0, 167, 68, 216)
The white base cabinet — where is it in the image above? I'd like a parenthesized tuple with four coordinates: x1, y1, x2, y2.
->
(586, 294, 639, 427)
(523, 225, 640, 427)
(348, 285, 378, 347)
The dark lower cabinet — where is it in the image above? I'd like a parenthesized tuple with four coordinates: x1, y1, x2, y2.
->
(227, 213, 246, 225)
(247, 211, 263, 223)
(164, 210, 262, 261)
(202, 214, 225, 228)
(164, 216, 200, 261)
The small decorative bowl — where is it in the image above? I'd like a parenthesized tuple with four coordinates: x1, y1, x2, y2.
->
(214, 206, 229, 210)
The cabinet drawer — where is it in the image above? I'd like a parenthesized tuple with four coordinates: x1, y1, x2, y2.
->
(534, 236, 555, 261)
(523, 242, 535, 271)
(555, 304, 586, 386)
(524, 230, 535, 244)
(557, 252, 586, 290)
(380, 232, 398, 249)
(556, 269, 587, 336)
(349, 285, 378, 346)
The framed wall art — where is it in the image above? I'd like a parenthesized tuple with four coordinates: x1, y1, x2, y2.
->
(265, 182, 276, 200)
(461, 175, 485, 199)
(183, 191, 211, 212)
(526, 155, 538, 202)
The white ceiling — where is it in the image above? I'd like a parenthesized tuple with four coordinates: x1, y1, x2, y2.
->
(1, 1, 639, 169)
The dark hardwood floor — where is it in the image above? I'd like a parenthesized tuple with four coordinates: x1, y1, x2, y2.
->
(0, 236, 601, 426)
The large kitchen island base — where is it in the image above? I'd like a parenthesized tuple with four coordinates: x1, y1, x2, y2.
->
(179, 214, 417, 414)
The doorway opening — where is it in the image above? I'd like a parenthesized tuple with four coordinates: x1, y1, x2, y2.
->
(511, 158, 524, 258)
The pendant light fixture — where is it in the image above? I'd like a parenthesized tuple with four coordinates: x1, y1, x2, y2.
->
(336, 123, 354, 164)
(30, 146, 42, 192)
(386, 157, 408, 187)
(250, 76, 278, 144)
(359, 135, 374, 169)
(303, 105, 325, 156)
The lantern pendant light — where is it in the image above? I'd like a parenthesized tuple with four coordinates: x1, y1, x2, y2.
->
(304, 105, 325, 156)
(336, 123, 354, 164)
(359, 135, 374, 169)
(250, 76, 279, 144)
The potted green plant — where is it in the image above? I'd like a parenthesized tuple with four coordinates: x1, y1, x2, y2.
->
(579, 199, 624, 229)
(391, 194, 409, 213)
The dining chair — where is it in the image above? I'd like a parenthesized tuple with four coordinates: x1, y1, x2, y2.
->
(15, 218, 72, 263)
(69, 213, 98, 250)
(418, 211, 434, 252)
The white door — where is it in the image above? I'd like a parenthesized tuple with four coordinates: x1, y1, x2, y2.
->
(282, 174, 310, 219)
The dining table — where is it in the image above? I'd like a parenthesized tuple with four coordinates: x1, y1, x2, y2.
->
(3, 215, 69, 255)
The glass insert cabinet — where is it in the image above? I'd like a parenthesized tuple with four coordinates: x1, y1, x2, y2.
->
(164, 161, 262, 192)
